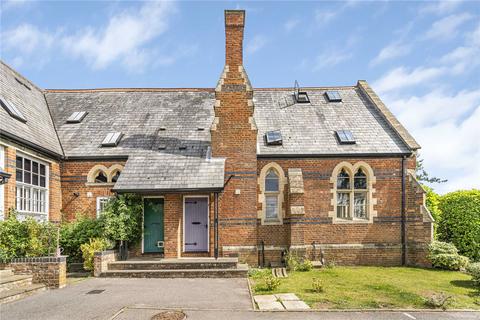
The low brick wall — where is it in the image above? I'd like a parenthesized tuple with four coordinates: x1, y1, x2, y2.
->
(6, 256, 67, 288)
(94, 250, 117, 277)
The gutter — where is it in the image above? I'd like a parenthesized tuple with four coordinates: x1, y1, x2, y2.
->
(113, 187, 224, 194)
(257, 152, 412, 159)
(0, 129, 63, 160)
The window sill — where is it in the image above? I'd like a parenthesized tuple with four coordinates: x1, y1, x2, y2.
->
(333, 218, 371, 224)
(262, 218, 283, 226)
(85, 182, 115, 187)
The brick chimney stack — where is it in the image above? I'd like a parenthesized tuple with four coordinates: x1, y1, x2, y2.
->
(211, 10, 258, 259)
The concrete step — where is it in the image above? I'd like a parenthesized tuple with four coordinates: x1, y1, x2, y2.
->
(0, 269, 14, 278)
(109, 258, 239, 271)
(102, 264, 248, 278)
(0, 275, 33, 293)
(0, 283, 46, 304)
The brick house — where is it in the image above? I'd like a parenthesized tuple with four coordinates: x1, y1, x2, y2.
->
(0, 10, 433, 267)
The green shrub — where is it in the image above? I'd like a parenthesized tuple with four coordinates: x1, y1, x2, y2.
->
(437, 190, 480, 261)
(312, 278, 324, 293)
(466, 262, 480, 287)
(59, 215, 104, 263)
(80, 238, 109, 271)
(297, 259, 314, 272)
(428, 241, 469, 270)
(285, 251, 300, 271)
(0, 212, 57, 262)
(263, 274, 281, 291)
(101, 194, 143, 242)
(424, 293, 453, 310)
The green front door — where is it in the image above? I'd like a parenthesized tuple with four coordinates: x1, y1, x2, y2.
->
(143, 198, 164, 253)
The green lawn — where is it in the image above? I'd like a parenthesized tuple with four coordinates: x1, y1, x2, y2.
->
(249, 266, 480, 310)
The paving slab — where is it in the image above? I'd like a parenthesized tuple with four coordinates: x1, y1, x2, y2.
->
(275, 293, 300, 301)
(256, 301, 285, 310)
(282, 300, 310, 310)
(253, 295, 277, 303)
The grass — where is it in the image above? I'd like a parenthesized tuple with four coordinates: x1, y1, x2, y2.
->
(249, 266, 480, 310)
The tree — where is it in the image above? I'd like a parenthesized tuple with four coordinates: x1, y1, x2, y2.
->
(416, 157, 447, 184)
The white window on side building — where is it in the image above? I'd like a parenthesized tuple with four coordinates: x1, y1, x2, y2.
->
(96, 196, 112, 218)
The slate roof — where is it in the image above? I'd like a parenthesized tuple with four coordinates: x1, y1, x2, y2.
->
(0, 62, 63, 156)
(112, 153, 225, 192)
(254, 87, 411, 156)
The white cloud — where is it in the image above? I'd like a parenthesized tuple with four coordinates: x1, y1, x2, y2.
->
(370, 42, 411, 66)
(420, 0, 463, 15)
(62, 1, 176, 70)
(373, 66, 446, 94)
(424, 12, 472, 40)
(314, 49, 352, 70)
(284, 18, 300, 32)
(314, 9, 338, 25)
(2, 24, 55, 54)
(384, 88, 480, 194)
(246, 35, 268, 54)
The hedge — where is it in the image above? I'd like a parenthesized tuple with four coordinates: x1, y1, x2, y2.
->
(437, 190, 480, 262)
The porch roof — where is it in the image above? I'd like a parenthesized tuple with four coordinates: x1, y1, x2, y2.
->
(112, 153, 225, 193)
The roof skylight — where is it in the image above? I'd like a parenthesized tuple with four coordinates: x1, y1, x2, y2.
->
(101, 132, 123, 147)
(326, 91, 342, 102)
(66, 111, 88, 123)
(336, 130, 355, 144)
(0, 95, 27, 123)
(265, 130, 283, 145)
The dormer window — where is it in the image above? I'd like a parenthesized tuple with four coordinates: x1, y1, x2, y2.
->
(0, 95, 27, 123)
(102, 132, 123, 147)
(66, 111, 88, 123)
(265, 130, 283, 146)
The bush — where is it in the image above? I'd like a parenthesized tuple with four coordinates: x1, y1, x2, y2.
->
(297, 259, 314, 272)
(0, 212, 57, 262)
(80, 238, 109, 271)
(424, 293, 453, 310)
(60, 215, 104, 263)
(466, 262, 480, 287)
(437, 190, 480, 261)
(101, 194, 143, 242)
(312, 278, 324, 293)
(285, 251, 300, 271)
(263, 274, 281, 291)
(428, 241, 469, 270)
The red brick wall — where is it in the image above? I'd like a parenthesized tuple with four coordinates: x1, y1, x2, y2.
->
(60, 160, 125, 221)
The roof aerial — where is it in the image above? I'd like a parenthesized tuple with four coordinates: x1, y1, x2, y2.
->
(293, 80, 310, 104)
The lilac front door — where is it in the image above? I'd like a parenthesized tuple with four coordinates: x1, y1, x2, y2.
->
(184, 197, 209, 252)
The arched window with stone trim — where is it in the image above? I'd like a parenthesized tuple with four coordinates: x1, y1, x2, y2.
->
(111, 170, 121, 183)
(258, 162, 286, 225)
(330, 162, 377, 223)
(94, 170, 108, 183)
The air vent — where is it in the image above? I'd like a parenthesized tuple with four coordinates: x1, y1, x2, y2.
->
(197, 127, 205, 131)
(265, 130, 283, 145)
(0, 95, 27, 122)
(66, 111, 88, 123)
(178, 146, 187, 150)
(336, 130, 355, 144)
(326, 91, 342, 102)
(159, 127, 166, 131)
(101, 132, 123, 147)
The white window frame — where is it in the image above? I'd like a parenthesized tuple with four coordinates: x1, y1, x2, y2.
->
(96, 196, 112, 218)
(0, 145, 5, 220)
(15, 153, 49, 218)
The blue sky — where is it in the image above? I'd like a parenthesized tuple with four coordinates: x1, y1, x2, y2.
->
(1, 0, 479, 194)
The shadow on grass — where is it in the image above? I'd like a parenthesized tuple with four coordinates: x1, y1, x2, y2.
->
(450, 279, 476, 289)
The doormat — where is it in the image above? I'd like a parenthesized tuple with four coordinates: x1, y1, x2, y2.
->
(151, 311, 186, 320)
(86, 289, 105, 294)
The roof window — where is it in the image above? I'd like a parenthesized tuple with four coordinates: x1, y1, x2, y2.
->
(265, 130, 283, 145)
(102, 132, 123, 147)
(336, 130, 355, 144)
(0, 95, 27, 123)
(66, 111, 88, 123)
(294, 80, 310, 103)
(326, 91, 342, 102)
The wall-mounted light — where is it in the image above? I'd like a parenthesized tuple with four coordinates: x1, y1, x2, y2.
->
(0, 170, 11, 185)
(73, 192, 80, 197)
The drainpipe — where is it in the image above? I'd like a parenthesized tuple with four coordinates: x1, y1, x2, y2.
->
(401, 156, 407, 266)
(214, 192, 219, 259)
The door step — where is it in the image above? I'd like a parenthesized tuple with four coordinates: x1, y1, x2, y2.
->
(108, 258, 238, 271)
(100, 264, 248, 278)
(0, 283, 46, 304)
